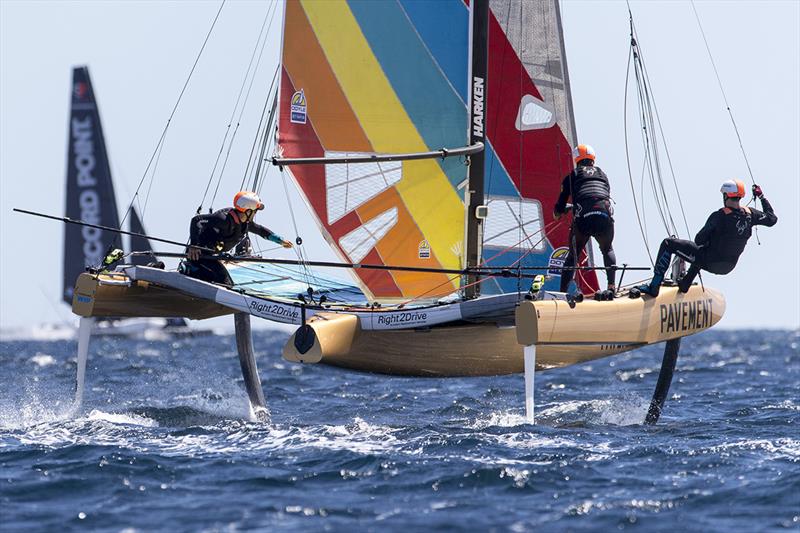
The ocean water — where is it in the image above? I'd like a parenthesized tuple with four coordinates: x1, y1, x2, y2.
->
(1, 328, 797, 532)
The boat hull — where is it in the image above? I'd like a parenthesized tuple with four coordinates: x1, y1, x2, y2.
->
(72, 272, 233, 320)
(71, 269, 725, 377)
(283, 285, 725, 377)
(285, 320, 637, 376)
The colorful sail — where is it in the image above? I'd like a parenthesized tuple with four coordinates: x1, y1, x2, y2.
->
(63, 66, 120, 304)
(480, 0, 598, 294)
(277, 0, 597, 301)
(277, 0, 470, 300)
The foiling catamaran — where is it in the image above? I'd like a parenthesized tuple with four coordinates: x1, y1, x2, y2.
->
(63, 66, 200, 338)
(25, 1, 728, 423)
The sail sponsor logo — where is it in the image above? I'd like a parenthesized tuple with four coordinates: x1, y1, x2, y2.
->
(376, 311, 428, 327)
(548, 247, 569, 275)
(418, 240, 431, 259)
(660, 298, 713, 334)
(290, 89, 307, 124)
(249, 300, 300, 321)
(72, 116, 104, 266)
(472, 76, 484, 138)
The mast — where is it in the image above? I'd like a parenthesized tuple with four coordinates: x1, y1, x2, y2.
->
(464, 0, 489, 299)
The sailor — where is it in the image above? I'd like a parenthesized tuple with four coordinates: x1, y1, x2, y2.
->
(181, 191, 293, 284)
(553, 144, 617, 299)
(637, 181, 777, 297)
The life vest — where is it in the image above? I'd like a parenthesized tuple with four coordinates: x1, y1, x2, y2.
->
(570, 166, 611, 220)
(569, 166, 612, 218)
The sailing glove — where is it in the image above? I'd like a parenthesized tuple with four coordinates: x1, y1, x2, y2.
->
(752, 184, 763, 198)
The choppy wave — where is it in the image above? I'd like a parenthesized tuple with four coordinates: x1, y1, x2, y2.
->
(0, 329, 798, 531)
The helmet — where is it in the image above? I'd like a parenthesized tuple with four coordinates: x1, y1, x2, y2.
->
(573, 144, 595, 164)
(233, 191, 264, 212)
(720, 179, 745, 199)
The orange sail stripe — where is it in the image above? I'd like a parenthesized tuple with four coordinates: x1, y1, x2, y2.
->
(284, 0, 371, 152)
(356, 187, 455, 298)
(278, 69, 402, 297)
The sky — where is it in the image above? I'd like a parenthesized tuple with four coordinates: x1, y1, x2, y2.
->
(1, 0, 798, 331)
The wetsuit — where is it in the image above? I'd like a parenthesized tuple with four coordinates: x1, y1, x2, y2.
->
(181, 208, 286, 284)
(554, 164, 617, 292)
(647, 197, 777, 294)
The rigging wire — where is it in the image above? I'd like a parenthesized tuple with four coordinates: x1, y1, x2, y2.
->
(690, 0, 756, 185)
(199, 0, 276, 212)
(624, 3, 695, 269)
(242, 66, 279, 191)
(120, 0, 226, 232)
(623, 43, 653, 264)
(631, 29, 678, 237)
(250, 85, 279, 194)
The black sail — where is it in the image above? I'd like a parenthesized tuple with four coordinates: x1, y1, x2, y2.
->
(128, 206, 153, 266)
(63, 66, 120, 305)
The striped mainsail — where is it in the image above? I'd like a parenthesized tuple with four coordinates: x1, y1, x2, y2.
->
(276, 0, 597, 300)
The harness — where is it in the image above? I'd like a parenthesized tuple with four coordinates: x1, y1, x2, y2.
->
(577, 209, 609, 219)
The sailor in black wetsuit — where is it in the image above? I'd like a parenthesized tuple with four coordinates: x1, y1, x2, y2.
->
(553, 144, 617, 298)
(637, 180, 777, 297)
(181, 191, 293, 285)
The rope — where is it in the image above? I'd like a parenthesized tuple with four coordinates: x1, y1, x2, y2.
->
(631, 20, 690, 237)
(690, 0, 756, 185)
(241, 67, 277, 190)
(121, 0, 226, 231)
(200, 0, 276, 211)
(624, 4, 695, 267)
(623, 42, 653, 264)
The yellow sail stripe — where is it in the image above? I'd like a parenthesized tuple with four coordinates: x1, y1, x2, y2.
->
(301, 0, 464, 273)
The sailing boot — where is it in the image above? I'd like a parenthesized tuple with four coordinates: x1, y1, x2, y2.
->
(566, 280, 583, 308)
(594, 287, 616, 301)
(677, 264, 700, 293)
(637, 247, 672, 296)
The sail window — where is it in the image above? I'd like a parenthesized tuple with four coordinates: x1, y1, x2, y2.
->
(339, 207, 398, 263)
(515, 95, 556, 131)
(483, 196, 545, 251)
(325, 151, 402, 224)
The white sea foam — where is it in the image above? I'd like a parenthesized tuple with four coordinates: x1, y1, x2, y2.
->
(86, 409, 159, 427)
(537, 396, 649, 426)
(29, 353, 56, 367)
(703, 438, 800, 461)
(0, 384, 77, 430)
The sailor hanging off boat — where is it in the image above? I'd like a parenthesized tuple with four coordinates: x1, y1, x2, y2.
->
(553, 144, 617, 300)
(636, 180, 777, 297)
(180, 191, 293, 285)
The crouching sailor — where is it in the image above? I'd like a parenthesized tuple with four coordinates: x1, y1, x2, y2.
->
(637, 180, 777, 297)
(553, 144, 618, 299)
(180, 191, 293, 285)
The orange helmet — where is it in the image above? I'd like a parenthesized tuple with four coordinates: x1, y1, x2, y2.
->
(720, 179, 745, 199)
(573, 144, 595, 164)
(233, 191, 264, 212)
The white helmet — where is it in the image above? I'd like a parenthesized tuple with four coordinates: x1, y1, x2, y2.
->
(720, 180, 745, 199)
(233, 191, 264, 212)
